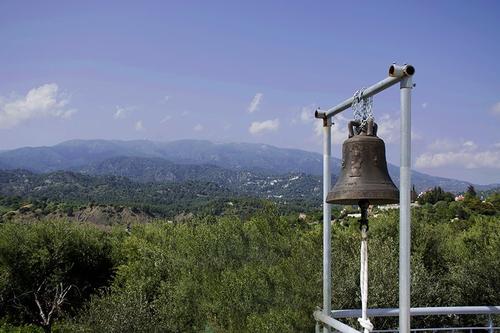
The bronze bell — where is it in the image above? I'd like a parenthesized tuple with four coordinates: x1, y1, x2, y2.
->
(326, 119, 399, 205)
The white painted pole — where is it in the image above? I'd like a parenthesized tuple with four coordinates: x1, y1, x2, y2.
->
(399, 75, 413, 333)
(323, 118, 332, 333)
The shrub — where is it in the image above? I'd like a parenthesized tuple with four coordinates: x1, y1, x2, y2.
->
(0, 221, 115, 332)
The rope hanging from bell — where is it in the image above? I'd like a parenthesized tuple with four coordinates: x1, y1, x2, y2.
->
(357, 200, 373, 333)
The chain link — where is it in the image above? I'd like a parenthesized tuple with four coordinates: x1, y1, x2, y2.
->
(352, 88, 374, 131)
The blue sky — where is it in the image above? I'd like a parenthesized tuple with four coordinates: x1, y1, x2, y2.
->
(0, 1, 499, 184)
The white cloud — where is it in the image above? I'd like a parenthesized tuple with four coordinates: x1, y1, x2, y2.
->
(135, 120, 144, 131)
(428, 139, 477, 153)
(161, 95, 170, 104)
(416, 151, 500, 169)
(248, 93, 263, 113)
(160, 115, 172, 123)
(491, 101, 500, 115)
(416, 139, 500, 169)
(60, 109, 77, 119)
(193, 124, 203, 132)
(376, 113, 399, 143)
(368, 113, 421, 143)
(300, 106, 313, 123)
(113, 106, 132, 119)
(421, 102, 428, 109)
(291, 104, 315, 125)
(0, 83, 76, 128)
(314, 114, 350, 145)
(428, 139, 457, 152)
(300, 111, 309, 122)
(249, 119, 279, 134)
(462, 140, 477, 151)
(332, 115, 351, 144)
(313, 119, 322, 137)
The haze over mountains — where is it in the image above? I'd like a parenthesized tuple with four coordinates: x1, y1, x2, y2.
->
(0, 139, 329, 175)
(0, 139, 497, 194)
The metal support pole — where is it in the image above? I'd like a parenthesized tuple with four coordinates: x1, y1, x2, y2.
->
(399, 75, 413, 333)
(323, 117, 332, 333)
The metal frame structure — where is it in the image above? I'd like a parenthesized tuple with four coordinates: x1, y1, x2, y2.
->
(314, 63, 415, 333)
(316, 306, 500, 333)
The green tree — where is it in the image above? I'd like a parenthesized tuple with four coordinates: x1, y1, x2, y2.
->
(0, 221, 115, 333)
(485, 192, 500, 212)
(464, 195, 496, 216)
(466, 185, 477, 198)
(417, 187, 454, 205)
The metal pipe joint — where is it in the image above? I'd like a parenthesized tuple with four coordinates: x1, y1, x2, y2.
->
(389, 64, 415, 78)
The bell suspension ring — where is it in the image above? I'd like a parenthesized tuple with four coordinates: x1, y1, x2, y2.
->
(352, 88, 374, 132)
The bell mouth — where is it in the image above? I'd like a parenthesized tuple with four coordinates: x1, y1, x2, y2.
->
(325, 198, 399, 206)
(326, 189, 400, 205)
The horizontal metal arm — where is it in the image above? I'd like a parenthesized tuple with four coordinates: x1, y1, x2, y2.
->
(331, 306, 500, 318)
(315, 64, 415, 120)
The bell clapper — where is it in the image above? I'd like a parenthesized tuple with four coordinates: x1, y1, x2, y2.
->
(358, 199, 370, 231)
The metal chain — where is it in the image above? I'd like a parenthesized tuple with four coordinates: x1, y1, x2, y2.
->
(352, 88, 374, 130)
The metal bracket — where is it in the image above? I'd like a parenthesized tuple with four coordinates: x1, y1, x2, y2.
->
(400, 76, 413, 89)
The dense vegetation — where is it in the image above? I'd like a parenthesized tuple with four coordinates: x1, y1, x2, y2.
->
(0, 191, 499, 332)
(0, 170, 322, 218)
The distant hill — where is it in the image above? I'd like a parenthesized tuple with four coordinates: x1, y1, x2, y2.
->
(0, 139, 497, 193)
(0, 139, 329, 175)
(77, 156, 250, 184)
(0, 169, 321, 216)
(0, 169, 234, 216)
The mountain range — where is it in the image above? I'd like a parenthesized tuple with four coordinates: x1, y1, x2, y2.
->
(0, 139, 497, 194)
(0, 139, 330, 175)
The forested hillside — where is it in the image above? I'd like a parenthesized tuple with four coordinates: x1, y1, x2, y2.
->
(1, 140, 497, 193)
(0, 169, 322, 218)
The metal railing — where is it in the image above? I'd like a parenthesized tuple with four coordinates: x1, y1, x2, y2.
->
(315, 306, 500, 333)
